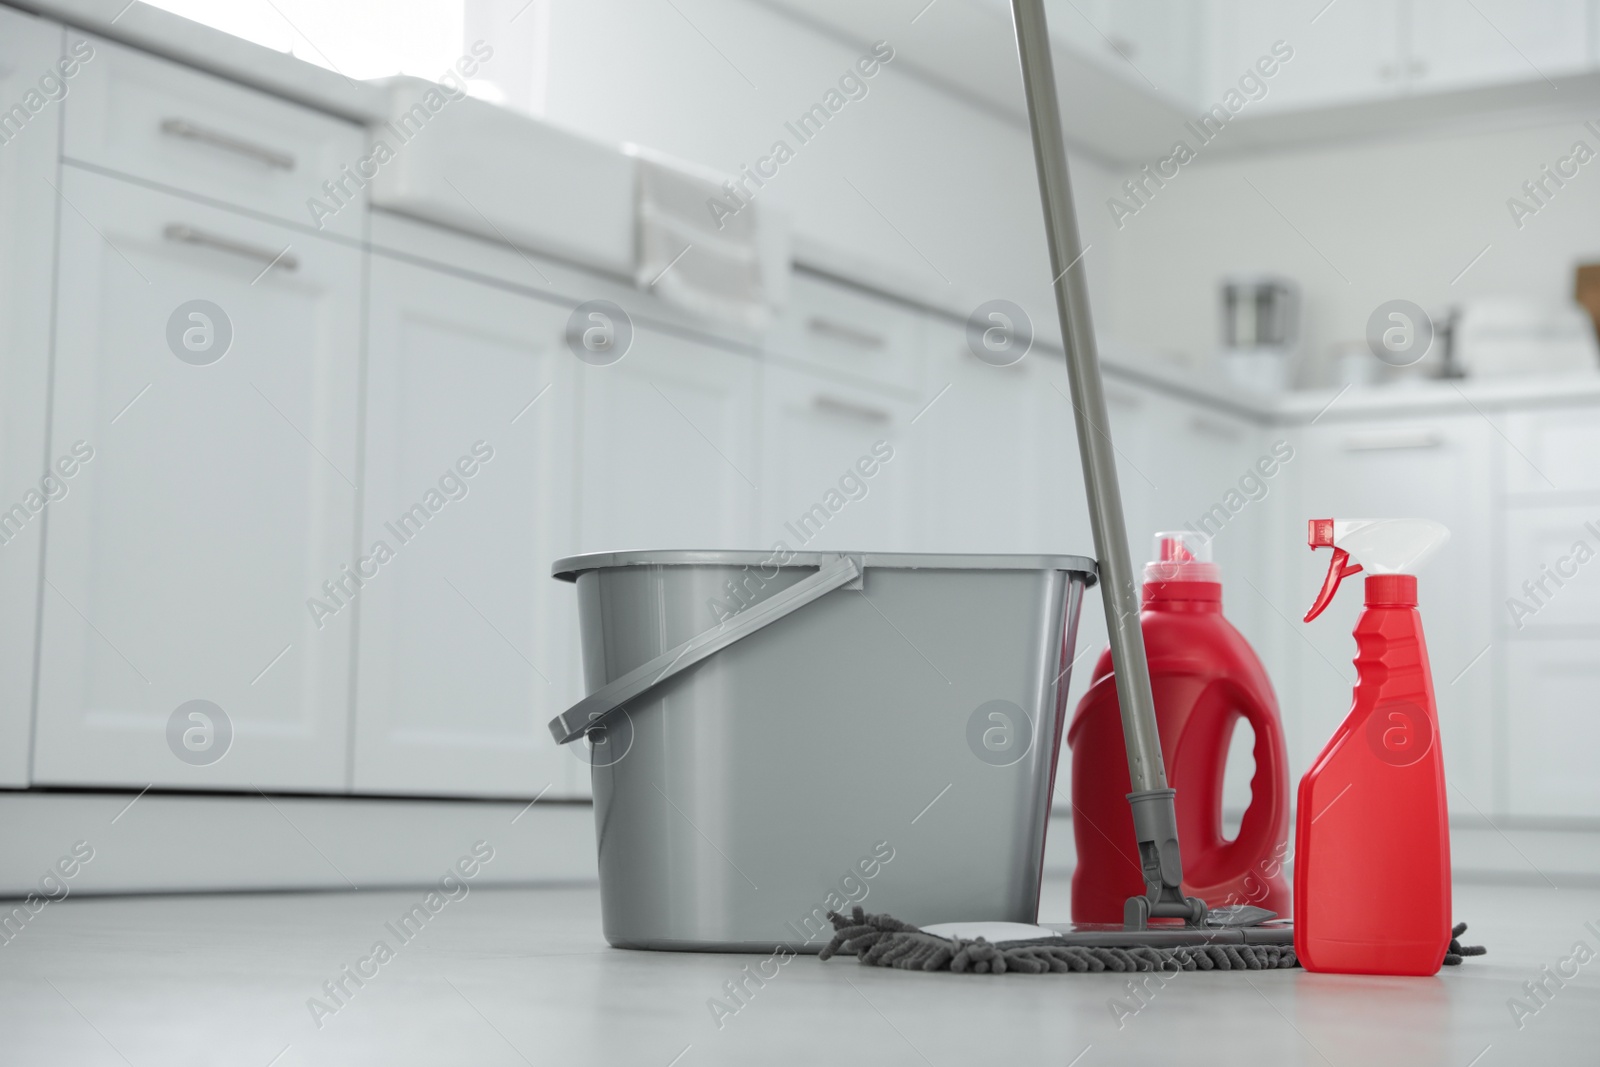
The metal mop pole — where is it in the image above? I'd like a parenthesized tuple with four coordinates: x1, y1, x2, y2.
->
(1009, 0, 1205, 928)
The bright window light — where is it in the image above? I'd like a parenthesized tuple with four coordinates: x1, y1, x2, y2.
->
(141, 0, 467, 81)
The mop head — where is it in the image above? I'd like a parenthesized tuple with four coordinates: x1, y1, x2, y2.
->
(818, 907, 1484, 975)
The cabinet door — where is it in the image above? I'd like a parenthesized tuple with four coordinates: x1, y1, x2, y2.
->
(576, 326, 759, 553)
(353, 254, 581, 798)
(1148, 400, 1272, 656)
(759, 363, 919, 553)
(1506, 640, 1600, 817)
(1284, 414, 1494, 809)
(0, 10, 63, 785)
(1224, 0, 1399, 112)
(33, 169, 360, 790)
(1501, 405, 1600, 497)
(1503, 505, 1600, 633)
(1048, 373, 1151, 806)
(892, 318, 1084, 556)
(770, 274, 925, 394)
(1410, 0, 1590, 92)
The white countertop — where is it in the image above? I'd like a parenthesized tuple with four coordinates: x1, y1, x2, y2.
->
(1100, 351, 1600, 425)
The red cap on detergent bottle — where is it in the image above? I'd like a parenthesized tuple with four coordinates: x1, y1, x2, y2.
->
(1143, 531, 1221, 607)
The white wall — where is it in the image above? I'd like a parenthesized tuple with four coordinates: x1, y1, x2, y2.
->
(1098, 115, 1600, 380)
(540, 0, 1120, 334)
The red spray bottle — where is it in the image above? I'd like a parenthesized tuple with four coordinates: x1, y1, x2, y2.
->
(1069, 532, 1291, 923)
(1296, 518, 1453, 975)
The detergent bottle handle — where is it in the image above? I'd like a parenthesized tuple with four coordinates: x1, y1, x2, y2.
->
(1202, 683, 1290, 899)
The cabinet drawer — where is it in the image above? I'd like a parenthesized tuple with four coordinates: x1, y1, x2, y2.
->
(1506, 640, 1600, 818)
(1503, 506, 1600, 632)
(63, 35, 366, 238)
(1503, 406, 1600, 496)
(770, 275, 923, 392)
(759, 364, 919, 553)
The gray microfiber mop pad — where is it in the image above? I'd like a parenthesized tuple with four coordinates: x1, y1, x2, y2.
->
(818, 908, 1485, 975)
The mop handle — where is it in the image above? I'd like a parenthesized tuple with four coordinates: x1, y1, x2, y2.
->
(1009, 0, 1203, 927)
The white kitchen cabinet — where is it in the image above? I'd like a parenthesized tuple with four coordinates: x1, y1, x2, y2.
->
(1046, 372, 1155, 808)
(770, 274, 925, 395)
(1282, 413, 1495, 810)
(1503, 505, 1600, 633)
(1222, 0, 1399, 113)
(0, 9, 64, 786)
(353, 251, 582, 799)
(1040, 0, 1204, 104)
(1501, 404, 1600, 497)
(1223, 0, 1589, 113)
(903, 320, 1086, 556)
(1409, 0, 1590, 93)
(1055, 376, 1154, 683)
(63, 33, 368, 238)
(575, 323, 760, 554)
(1505, 639, 1600, 817)
(1137, 392, 1272, 705)
(1097, 380, 1162, 567)
(758, 362, 919, 553)
(33, 168, 361, 790)
(1060, 380, 1275, 815)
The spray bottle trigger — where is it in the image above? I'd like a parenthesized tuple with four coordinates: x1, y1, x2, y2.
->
(1305, 547, 1363, 623)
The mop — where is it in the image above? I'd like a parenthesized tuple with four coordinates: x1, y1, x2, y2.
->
(818, 0, 1485, 974)
(819, 910, 1484, 974)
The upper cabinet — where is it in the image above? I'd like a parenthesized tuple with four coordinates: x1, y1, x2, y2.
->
(792, 0, 1600, 163)
(1408, 0, 1591, 94)
(1214, 0, 1399, 112)
(1039, 0, 1209, 106)
(1219, 0, 1595, 115)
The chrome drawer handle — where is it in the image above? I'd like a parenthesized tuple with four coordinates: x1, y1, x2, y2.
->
(164, 224, 300, 272)
(1341, 429, 1443, 451)
(159, 118, 296, 171)
(812, 394, 892, 425)
(807, 316, 886, 350)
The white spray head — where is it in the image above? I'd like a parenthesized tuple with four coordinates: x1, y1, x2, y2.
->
(1304, 518, 1450, 622)
(1321, 519, 1450, 574)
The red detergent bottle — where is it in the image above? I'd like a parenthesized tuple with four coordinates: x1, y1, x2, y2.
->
(1295, 518, 1453, 975)
(1069, 532, 1291, 923)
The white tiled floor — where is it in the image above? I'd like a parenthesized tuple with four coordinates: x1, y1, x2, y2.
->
(1, 877, 1595, 1066)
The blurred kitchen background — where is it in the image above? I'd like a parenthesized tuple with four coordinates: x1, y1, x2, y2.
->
(1, 0, 1597, 892)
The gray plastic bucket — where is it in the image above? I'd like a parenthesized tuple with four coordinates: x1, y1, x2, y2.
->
(548, 550, 1095, 951)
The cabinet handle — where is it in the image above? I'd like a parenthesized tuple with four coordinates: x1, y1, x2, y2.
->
(160, 118, 296, 171)
(807, 316, 886, 350)
(1341, 429, 1443, 452)
(811, 394, 892, 425)
(164, 223, 300, 272)
(1105, 388, 1142, 409)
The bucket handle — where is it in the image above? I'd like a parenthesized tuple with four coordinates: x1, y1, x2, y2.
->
(547, 554, 861, 745)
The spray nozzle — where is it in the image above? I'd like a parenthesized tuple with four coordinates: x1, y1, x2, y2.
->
(1303, 518, 1450, 622)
